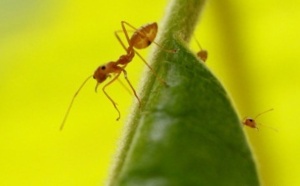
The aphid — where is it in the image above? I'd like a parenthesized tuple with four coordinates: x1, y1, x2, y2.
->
(242, 108, 277, 131)
(60, 21, 175, 131)
(194, 36, 208, 62)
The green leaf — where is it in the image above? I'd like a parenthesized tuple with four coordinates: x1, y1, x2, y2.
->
(108, 0, 260, 185)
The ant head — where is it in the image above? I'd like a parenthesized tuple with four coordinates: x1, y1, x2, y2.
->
(197, 50, 208, 62)
(243, 117, 257, 128)
(93, 64, 110, 83)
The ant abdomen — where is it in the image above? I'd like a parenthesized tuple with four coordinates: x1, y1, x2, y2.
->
(130, 22, 158, 49)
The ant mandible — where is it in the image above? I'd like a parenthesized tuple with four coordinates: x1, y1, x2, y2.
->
(60, 21, 175, 131)
(242, 108, 277, 131)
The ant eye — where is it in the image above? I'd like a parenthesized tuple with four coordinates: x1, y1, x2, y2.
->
(249, 119, 253, 122)
(101, 66, 106, 70)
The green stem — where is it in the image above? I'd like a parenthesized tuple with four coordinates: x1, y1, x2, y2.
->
(107, 0, 260, 185)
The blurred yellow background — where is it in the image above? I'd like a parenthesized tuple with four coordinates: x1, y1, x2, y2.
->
(0, 0, 299, 185)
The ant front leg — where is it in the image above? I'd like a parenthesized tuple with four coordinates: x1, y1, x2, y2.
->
(102, 72, 122, 121)
(121, 68, 142, 108)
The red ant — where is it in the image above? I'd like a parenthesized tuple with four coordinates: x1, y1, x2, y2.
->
(194, 36, 208, 62)
(60, 21, 175, 131)
(242, 109, 277, 131)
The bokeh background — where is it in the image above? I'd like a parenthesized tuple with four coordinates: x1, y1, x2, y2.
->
(1, 0, 299, 185)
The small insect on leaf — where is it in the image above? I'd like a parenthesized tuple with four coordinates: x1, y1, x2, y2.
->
(242, 108, 277, 132)
(194, 36, 208, 62)
(60, 21, 176, 131)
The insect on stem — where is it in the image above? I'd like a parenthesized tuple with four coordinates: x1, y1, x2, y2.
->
(60, 21, 176, 130)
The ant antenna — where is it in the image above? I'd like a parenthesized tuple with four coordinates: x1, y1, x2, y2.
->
(60, 75, 93, 131)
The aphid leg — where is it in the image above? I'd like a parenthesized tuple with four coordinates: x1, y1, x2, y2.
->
(60, 75, 93, 131)
(95, 83, 99, 93)
(259, 123, 278, 132)
(254, 108, 274, 120)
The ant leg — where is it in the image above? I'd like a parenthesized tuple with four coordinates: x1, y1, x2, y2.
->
(115, 30, 130, 52)
(121, 68, 142, 108)
(115, 28, 167, 86)
(121, 21, 176, 53)
(121, 21, 137, 47)
(113, 21, 136, 54)
(117, 78, 134, 96)
(135, 50, 167, 86)
(254, 109, 274, 119)
(102, 73, 122, 121)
